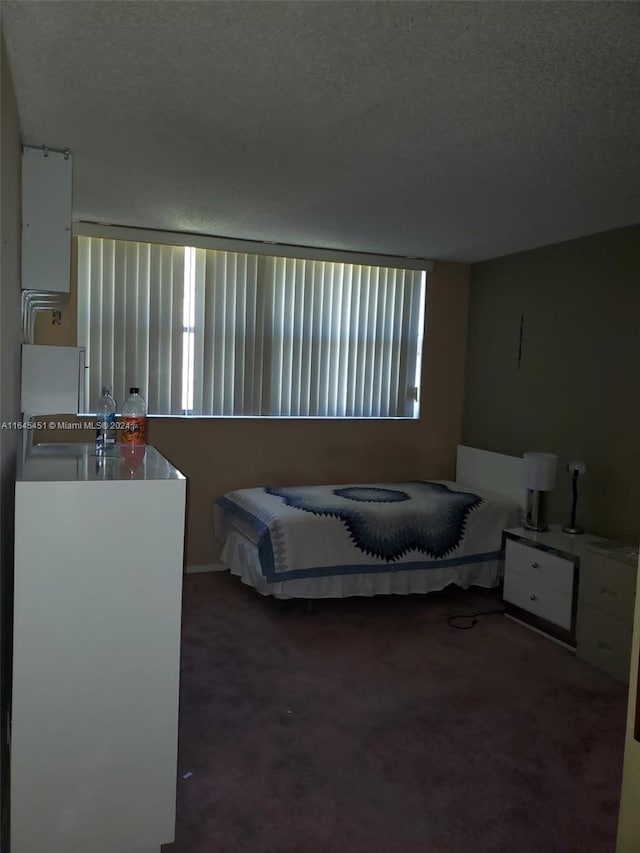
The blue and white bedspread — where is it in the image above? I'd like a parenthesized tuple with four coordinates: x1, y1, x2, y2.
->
(214, 481, 521, 583)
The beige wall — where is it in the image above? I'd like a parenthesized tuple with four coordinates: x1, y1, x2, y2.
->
(34, 261, 471, 567)
(1, 27, 24, 840)
(462, 225, 640, 543)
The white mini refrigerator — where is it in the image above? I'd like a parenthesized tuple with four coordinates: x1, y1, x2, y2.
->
(11, 443, 187, 853)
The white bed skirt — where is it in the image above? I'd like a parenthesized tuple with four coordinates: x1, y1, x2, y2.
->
(221, 530, 503, 600)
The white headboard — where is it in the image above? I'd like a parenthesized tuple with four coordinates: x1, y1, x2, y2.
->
(455, 445, 525, 507)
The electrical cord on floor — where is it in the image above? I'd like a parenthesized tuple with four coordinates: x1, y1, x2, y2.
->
(447, 609, 505, 630)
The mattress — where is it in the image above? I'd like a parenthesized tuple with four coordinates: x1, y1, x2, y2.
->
(214, 480, 522, 599)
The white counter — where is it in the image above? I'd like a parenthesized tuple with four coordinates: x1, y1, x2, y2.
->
(18, 441, 185, 482)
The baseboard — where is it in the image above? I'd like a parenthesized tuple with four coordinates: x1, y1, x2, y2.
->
(185, 563, 227, 574)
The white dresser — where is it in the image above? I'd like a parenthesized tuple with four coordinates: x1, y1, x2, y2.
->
(11, 443, 187, 853)
(576, 541, 638, 683)
(502, 526, 604, 647)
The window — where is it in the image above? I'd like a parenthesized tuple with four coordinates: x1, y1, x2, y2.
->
(77, 234, 427, 418)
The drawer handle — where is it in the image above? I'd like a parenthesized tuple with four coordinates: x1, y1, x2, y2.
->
(529, 594, 537, 602)
(531, 562, 539, 569)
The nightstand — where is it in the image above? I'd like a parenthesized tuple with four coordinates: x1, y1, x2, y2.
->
(502, 526, 604, 647)
(576, 540, 638, 683)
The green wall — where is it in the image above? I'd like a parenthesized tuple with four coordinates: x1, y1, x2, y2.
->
(462, 224, 640, 543)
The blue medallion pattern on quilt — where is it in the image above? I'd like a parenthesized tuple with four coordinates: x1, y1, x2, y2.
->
(333, 486, 409, 503)
(265, 482, 482, 560)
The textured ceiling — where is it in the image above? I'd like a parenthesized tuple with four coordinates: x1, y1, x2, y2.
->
(2, 0, 639, 262)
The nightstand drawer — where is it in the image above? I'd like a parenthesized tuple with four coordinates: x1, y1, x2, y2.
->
(578, 552, 636, 624)
(505, 539, 574, 596)
(503, 572, 572, 629)
(577, 605, 633, 683)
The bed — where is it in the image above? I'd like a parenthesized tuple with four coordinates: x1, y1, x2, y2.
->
(214, 445, 525, 599)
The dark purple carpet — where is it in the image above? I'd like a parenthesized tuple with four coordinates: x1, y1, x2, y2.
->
(164, 573, 626, 853)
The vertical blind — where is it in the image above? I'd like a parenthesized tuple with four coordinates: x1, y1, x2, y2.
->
(77, 236, 427, 418)
(77, 237, 186, 414)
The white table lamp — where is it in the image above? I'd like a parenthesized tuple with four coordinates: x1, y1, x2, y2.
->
(523, 452, 558, 532)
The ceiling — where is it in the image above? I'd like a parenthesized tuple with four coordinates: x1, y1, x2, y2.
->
(2, 0, 639, 263)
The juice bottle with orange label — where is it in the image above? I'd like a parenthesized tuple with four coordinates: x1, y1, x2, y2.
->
(121, 387, 147, 448)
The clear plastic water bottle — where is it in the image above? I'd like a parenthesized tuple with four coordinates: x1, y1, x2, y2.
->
(95, 385, 118, 454)
(121, 387, 147, 447)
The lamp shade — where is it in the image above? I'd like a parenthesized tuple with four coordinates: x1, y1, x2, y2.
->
(523, 452, 558, 491)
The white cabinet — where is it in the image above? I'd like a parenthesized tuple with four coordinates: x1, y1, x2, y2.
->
(502, 527, 639, 665)
(11, 443, 186, 853)
(502, 527, 603, 645)
(576, 542, 638, 683)
(21, 146, 72, 294)
(21, 344, 86, 415)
